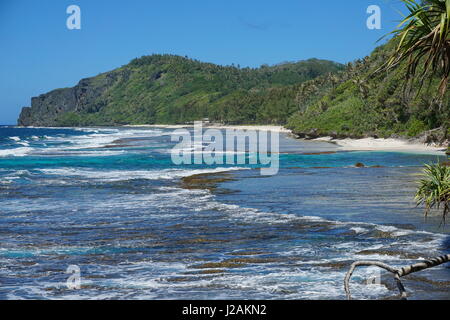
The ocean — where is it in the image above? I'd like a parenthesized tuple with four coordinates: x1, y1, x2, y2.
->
(0, 125, 448, 300)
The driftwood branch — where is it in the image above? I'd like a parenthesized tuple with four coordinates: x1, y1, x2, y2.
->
(344, 254, 450, 300)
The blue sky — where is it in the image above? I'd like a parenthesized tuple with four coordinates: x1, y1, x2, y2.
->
(0, 0, 406, 124)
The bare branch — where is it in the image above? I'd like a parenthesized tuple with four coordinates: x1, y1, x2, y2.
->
(344, 254, 450, 300)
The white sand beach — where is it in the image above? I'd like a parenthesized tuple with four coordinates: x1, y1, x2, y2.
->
(314, 136, 447, 154)
(124, 125, 447, 154)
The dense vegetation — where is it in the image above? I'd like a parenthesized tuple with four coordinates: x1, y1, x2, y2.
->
(415, 162, 450, 223)
(28, 56, 343, 126)
(286, 38, 450, 140)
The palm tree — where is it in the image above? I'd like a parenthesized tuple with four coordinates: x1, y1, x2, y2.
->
(352, 77, 370, 99)
(415, 162, 450, 223)
(384, 0, 450, 98)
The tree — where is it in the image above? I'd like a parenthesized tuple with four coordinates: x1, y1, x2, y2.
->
(352, 78, 370, 99)
(415, 162, 450, 224)
(384, 0, 450, 98)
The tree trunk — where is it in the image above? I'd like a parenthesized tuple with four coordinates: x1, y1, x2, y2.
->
(344, 254, 450, 300)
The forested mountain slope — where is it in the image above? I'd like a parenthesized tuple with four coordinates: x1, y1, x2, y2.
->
(286, 39, 449, 141)
(18, 55, 343, 126)
(18, 40, 449, 143)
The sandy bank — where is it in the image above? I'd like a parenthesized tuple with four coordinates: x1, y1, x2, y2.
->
(314, 136, 447, 154)
(123, 125, 447, 154)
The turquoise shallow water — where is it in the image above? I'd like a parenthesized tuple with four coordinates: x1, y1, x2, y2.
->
(0, 126, 448, 300)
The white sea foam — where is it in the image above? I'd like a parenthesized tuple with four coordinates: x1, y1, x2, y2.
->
(350, 227, 368, 234)
(1, 128, 166, 158)
(8, 136, 31, 147)
(0, 170, 33, 184)
(38, 167, 248, 182)
(39, 128, 165, 154)
(0, 147, 33, 157)
(151, 186, 447, 247)
(375, 225, 414, 237)
(36, 150, 126, 157)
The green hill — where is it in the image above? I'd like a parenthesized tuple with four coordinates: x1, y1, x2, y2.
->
(286, 39, 450, 141)
(18, 41, 449, 142)
(18, 55, 343, 126)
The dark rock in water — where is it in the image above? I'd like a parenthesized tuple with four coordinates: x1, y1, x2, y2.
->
(355, 162, 365, 168)
(316, 261, 350, 270)
(292, 129, 321, 140)
(425, 134, 437, 144)
(189, 261, 244, 269)
(356, 249, 423, 260)
(292, 131, 306, 139)
(181, 172, 236, 193)
(305, 128, 319, 139)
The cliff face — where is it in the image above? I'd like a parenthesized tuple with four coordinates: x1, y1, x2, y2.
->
(19, 88, 76, 126)
(17, 55, 343, 127)
(18, 71, 122, 126)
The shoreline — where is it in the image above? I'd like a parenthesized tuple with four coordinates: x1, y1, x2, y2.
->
(124, 124, 446, 154)
(12, 124, 448, 154)
(313, 136, 447, 154)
